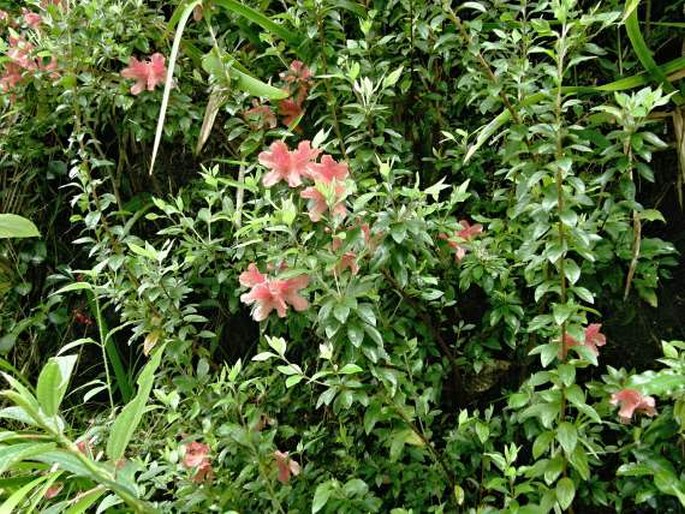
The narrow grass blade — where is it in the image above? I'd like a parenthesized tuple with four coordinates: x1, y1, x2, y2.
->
(212, 0, 300, 46)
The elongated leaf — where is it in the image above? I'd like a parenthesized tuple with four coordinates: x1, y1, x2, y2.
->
(212, 0, 300, 46)
(64, 487, 106, 514)
(37, 355, 77, 417)
(106, 344, 166, 460)
(0, 474, 51, 514)
(32, 449, 101, 481)
(149, 0, 203, 176)
(0, 214, 40, 239)
(0, 443, 56, 475)
(624, 2, 683, 104)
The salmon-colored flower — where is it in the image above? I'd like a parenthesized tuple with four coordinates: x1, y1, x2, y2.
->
(279, 98, 304, 127)
(121, 53, 167, 95)
(0, 63, 24, 91)
(239, 264, 309, 321)
(610, 389, 657, 424)
(258, 140, 320, 187)
(274, 450, 301, 484)
(440, 219, 483, 261)
(563, 323, 607, 356)
(181, 441, 213, 483)
(22, 9, 42, 28)
(308, 154, 349, 183)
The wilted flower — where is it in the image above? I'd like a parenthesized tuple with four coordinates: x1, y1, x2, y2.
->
(239, 263, 309, 321)
(336, 251, 359, 275)
(121, 53, 167, 95)
(273, 450, 301, 484)
(258, 140, 320, 187)
(279, 98, 304, 127)
(610, 389, 657, 424)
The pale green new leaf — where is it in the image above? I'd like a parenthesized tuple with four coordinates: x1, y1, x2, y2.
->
(0, 214, 40, 239)
(36, 355, 77, 417)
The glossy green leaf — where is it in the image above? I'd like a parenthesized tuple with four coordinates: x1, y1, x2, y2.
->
(0, 214, 40, 239)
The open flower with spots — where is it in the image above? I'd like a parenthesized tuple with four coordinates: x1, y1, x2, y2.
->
(610, 389, 657, 424)
(121, 53, 167, 95)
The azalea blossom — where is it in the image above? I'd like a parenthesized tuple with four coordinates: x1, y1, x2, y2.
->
(257, 140, 320, 187)
(563, 323, 607, 356)
(121, 53, 167, 95)
(281, 60, 312, 85)
(300, 181, 348, 222)
(308, 154, 349, 183)
(0, 63, 24, 91)
(610, 389, 657, 424)
(277, 61, 312, 127)
(239, 264, 309, 321)
(273, 450, 301, 484)
(440, 219, 484, 261)
(22, 9, 42, 28)
(182, 441, 214, 483)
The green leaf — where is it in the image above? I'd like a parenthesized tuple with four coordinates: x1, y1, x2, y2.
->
(106, 344, 166, 460)
(556, 477, 575, 510)
(64, 487, 106, 514)
(0, 443, 56, 475)
(339, 364, 363, 375)
(556, 422, 578, 455)
(0, 214, 40, 239)
(267, 336, 287, 356)
(36, 355, 77, 417)
(312, 482, 332, 513)
(213, 0, 300, 46)
(0, 474, 51, 514)
(285, 375, 303, 388)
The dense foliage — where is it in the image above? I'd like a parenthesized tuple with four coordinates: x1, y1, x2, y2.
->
(1, 0, 684, 512)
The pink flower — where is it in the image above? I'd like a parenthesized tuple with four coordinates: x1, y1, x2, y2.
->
(300, 181, 348, 222)
(22, 9, 42, 28)
(0, 10, 8, 21)
(563, 323, 607, 356)
(182, 441, 213, 483)
(0, 63, 24, 91)
(610, 389, 657, 424)
(121, 53, 167, 95)
(258, 140, 320, 187)
(274, 450, 301, 484)
(281, 60, 312, 84)
(307, 154, 349, 183)
(239, 264, 309, 321)
(183, 441, 210, 468)
(440, 219, 483, 261)
(584, 323, 606, 355)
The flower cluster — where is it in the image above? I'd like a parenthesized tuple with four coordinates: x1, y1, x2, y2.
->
(610, 389, 657, 424)
(258, 140, 350, 222)
(1, 34, 58, 92)
(120, 53, 167, 95)
(239, 263, 309, 322)
(182, 441, 214, 483)
(439, 219, 483, 261)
